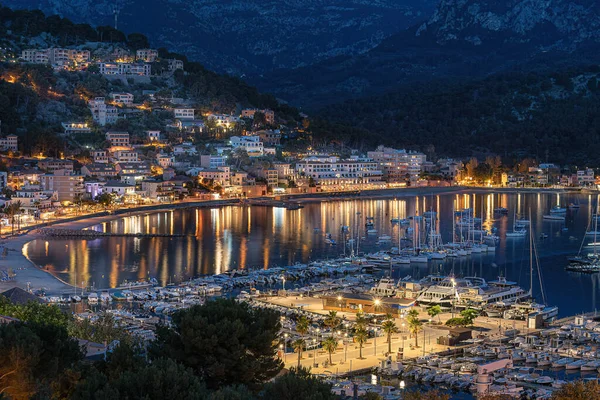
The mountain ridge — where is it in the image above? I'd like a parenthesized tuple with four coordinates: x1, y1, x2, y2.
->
(251, 0, 600, 107)
(1, 0, 437, 75)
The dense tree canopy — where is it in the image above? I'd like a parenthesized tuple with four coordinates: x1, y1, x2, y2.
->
(261, 367, 335, 400)
(0, 321, 82, 399)
(151, 298, 283, 390)
(0, 295, 70, 327)
(314, 65, 600, 165)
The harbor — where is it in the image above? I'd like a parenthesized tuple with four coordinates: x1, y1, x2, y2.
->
(7, 190, 600, 398)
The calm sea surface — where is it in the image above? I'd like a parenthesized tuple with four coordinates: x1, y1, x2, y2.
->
(24, 191, 600, 317)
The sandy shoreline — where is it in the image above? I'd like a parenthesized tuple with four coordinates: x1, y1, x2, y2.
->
(0, 185, 581, 296)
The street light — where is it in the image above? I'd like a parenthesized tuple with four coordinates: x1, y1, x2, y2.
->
(374, 298, 381, 314)
(401, 322, 405, 353)
(451, 278, 456, 318)
(344, 333, 348, 363)
(423, 318, 432, 356)
(313, 338, 317, 366)
(279, 343, 284, 361)
(284, 333, 288, 363)
(373, 319, 378, 357)
(337, 295, 343, 311)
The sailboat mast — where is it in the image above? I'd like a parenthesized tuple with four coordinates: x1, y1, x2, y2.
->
(529, 209, 533, 296)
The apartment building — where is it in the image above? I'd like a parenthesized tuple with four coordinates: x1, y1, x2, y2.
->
(136, 49, 158, 62)
(167, 59, 184, 71)
(367, 146, 426, 183)
(257, 130, 281, 146)
(109, 92, 134, 105)
(156, 153, 174, 168)
(12, 188, 55, 210)
(295, 156, 383, 187)
(98, 62, 151, 76)
(230, 136, 264, 157)
(112, 150, 139, 163)
(105, 131, 130, 147)
(0, 135, 18, 152)
(38, 159, 74, 173)
(21, 48, 90, 66)
(115, 162, 151, 175)
(208, 114, 240, 127)
(89, 97, 118, 126)
(174, 108, 195, 120)
(200, 155, 227, 169)
(49, 48, 91, 66)
(80, 163, 118, 178)
(39, 171, 84, 202)
(61, 123, 91, 135)
(241, 108, 275, 124)
(197, 167, 231, 186)
(21, 49, 49, 63)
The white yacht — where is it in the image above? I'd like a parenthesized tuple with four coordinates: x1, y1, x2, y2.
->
(369, 278, 398, 297)
(457, 277, 529, 309)
(416, 277, 474, 307)
(503, 302, 559, 321)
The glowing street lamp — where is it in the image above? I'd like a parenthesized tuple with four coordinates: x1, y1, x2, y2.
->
(283, 333, 288, 362)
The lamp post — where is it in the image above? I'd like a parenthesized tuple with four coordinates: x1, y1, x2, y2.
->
(313, 338, 317, 366)
(279, 343, 284, 361)
(451, 278, 456, 318)
(337, 295, 343, 312)
(423, 318, 432, 356)
(344, 333, 348, 363)
(401, 322, 405, 353)
(373, 319, 378, 357)
(282, 276, 286, 291)
(284, 333, 288, 363)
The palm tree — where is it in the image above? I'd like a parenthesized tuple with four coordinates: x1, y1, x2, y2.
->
(324, 311, 340, 335)
(355, 310, 368, 330)
(353, 327, 369, 359)
(381, 314, 398, 355)
(4, 202, 21, 235)
(427, 305, 442, 324)
(292, 338, 305, 368)
(322, 336, 338, 365)
(296, 316, 310, 337)
(407, 310, 423, 348)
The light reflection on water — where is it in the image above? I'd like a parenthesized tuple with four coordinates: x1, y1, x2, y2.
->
(24, 192, 600, 316)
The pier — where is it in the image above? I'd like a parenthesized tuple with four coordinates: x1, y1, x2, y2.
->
(37, 228, 187, 238)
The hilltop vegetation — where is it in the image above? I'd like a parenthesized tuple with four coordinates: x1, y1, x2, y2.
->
(0, 5, 300, 157)
(314, 66, 600, 166)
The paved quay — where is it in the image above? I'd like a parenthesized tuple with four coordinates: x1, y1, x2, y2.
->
(263, 295, 530, 375)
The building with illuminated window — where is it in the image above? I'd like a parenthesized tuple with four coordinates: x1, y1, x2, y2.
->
(367, 146, 426, 183)
(295, 156, 383, 188)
